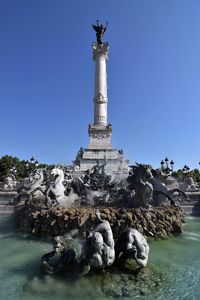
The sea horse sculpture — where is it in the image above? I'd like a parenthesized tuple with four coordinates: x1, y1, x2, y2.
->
(46, 166, 74, 207)
(115, 229, 149, 268)
(15, 169, 46, 205)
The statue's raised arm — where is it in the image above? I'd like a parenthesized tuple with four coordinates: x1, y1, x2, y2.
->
(92, 20, 108, 45)
(104, 21, 108, 32)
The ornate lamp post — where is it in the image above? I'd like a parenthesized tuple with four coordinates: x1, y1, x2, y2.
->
(182, 164, 190, 174)
(170, 160, 174, 172)
(160, 159, 164, 170)
(160, 157, 174, 175)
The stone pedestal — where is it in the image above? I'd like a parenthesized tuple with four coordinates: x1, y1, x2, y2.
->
(88, 124, 112, 150)
(74, 148, 129, 175)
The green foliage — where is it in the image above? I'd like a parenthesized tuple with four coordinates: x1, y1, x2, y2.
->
(191, 169, 200, 182)
(38, 163, 55, 170)
(0, 155, 27, 181)
(172, 169, 200, 182)
(0, 155, 55, 182)
(172, 169, 185, 178)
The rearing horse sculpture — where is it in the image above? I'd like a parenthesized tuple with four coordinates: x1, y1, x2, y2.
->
(46, 167, 70, 207)
(127, 163, 154, 208)
(151, 168, 189, 206)
(127, 163, 188, 207)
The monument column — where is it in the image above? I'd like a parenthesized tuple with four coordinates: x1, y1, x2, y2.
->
(93, 42, 109, 125)
(88, 41, 112, 150)
(73, 22, 129, 174)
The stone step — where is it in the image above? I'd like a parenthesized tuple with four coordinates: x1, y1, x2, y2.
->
(0, 205, 15, 214)
(181, 201, 199, 205)
(180, 199, 199, 202)
(180, 204, 200, 216)
(0, 200, 14, 205)
(180, 205, 200, 209)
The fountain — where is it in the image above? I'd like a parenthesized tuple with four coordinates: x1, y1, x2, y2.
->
(12, 22, 187, 291)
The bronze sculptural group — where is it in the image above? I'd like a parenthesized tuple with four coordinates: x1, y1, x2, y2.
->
(41, 210, 149, 277)
(127, 163, 189, 208)
(15, 160, 190, 210)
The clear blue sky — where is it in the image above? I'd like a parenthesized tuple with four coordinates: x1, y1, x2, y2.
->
(0, 0, 200, 170)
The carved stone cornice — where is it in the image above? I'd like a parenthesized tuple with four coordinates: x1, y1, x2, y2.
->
(92, 42, 109, 61)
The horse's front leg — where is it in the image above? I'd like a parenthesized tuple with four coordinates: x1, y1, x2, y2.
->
(156, 190, 176, 206)
(171, 188, 190, 202)
(46, 187, 57, 206)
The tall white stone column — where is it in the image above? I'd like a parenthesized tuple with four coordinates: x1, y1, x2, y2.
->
(88, 42, 112, 150)
(93, 42, 109, 126)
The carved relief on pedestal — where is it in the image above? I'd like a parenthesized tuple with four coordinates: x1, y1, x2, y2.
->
(90, 130, 112, 140)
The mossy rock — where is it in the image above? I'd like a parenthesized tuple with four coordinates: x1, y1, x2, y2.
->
(102, 265, 163, 298)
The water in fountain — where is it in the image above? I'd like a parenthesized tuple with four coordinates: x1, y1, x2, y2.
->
(0, 215, 199, 299)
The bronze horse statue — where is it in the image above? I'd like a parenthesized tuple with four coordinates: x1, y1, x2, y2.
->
(127, 163, 189, 207)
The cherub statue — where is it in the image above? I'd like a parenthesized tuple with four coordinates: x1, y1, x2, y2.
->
(92, 20, 108, 45)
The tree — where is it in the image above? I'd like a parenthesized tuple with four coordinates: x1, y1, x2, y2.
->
(0, 155, 58, 182)
(172, 168, 200, 182)
(0, 155, 25, 181)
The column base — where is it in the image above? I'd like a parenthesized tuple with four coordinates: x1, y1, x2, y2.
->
(88, 123, 112, 150)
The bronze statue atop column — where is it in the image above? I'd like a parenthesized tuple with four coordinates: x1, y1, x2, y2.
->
(92, 20, 108, 45)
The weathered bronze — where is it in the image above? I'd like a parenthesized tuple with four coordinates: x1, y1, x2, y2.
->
(92, 20, 108, 45)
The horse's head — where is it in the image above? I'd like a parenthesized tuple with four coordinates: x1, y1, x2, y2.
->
(51, 167, 63, 178)
(135, 163, 153, 180)
(32, 169, 43, 181)
(152, 168, 168, 181)
(152, 168, 161, 177)
(145, 165, 154, 180)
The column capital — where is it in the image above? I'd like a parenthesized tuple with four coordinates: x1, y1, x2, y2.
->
(92, 42, 109, 61)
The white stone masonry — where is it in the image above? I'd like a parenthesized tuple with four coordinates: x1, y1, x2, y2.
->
(93, 42, 109, 126)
